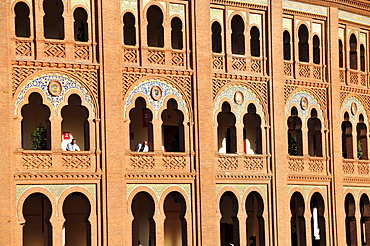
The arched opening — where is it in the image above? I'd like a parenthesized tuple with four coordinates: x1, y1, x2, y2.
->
(310, 193, 326, 246)
(290, 192, 306, 246)
(360, 44, 366, 72)
(345, 193, 357, 246)
(357, 114, 368, 160)
(287, 107, 303, 156)
(43, 0, 64, 39)
(164, 192, 187, 246)
(339, 40, 344, 68)
(360, 194, 370, 246)
(21, 92, 51, 150)
(308, 109, 322, 157)
(62, 192, 91, 246)
(217, 102, 237, 153)
(212, 21, 222, 53)
(350, 34, 358, 70)
(73, 7, 88, 42)
(61, 94, 90, 151)
(246, 192, 265, 246)
(129, 97, 153, 151)
(123, 12, 136, 45)
(283, 30, 291, 61)
(22, 193, 52, 246)
(15, 2, 30, 37)
(342, 112, 353, 159)
(231, 15, 245, 55)
(243, 104, 262, 154)
(250, 26, 260, 57)
(220, 191, 240, 246)
(146, 5, 164, 47)
(313, 35, 320, 64)
(161, 99, 185, 152)
(171, 17, 183, 50)
(132, 192, 156, 246)
(298, 25, 309, 62)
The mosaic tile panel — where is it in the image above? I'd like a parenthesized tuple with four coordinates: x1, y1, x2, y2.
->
(338, 28, 345, 41)
(71, 0, 90, 11)
(283, 18, 292, 32)
(216, 184, 268, 199)
(211, 8, 223, 22)
(126, 184, 191, 201)
(288, 185, 327, 200)
(121, 0, 138, 13)
(249, 13, 261, 27)
(340, 97, 367, 123)
(283, 0, 327, 16)
(344, 186, 370, 199)
(169, 3, 185, 20)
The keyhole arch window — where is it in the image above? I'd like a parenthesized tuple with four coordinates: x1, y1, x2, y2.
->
(14, 1, 31, 38)
(298, 24, 309, 62)
(350, 34, 358, 70)
(123, 12, 136, 46)
(171, 17, 183, 50)
(211, 21, 222, 53)
(43, 0, 65, 40)
(313, 35, 320, 64)
(283, 30, 291, 61)
(73, 7, 88, 42)
(231, 14, 245, 55)
(339, 39, 344, 68)
(250, 26, 261, 57)
(146, 5, 164, 47)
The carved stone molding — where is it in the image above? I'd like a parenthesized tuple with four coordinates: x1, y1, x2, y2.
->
(287, 175, 332, 182)
(215, 174, 272, 180)
(14, 173, 102, 180)
(125, 173, 196, 179)
(210, 0, 267, 10)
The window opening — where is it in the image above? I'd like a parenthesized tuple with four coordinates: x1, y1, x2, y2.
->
(123, 12, 136, 45)
(360, 194, 370, 246)
(164, 192, 187, 246)
(243, 104, 262, 154)
(43, 0, 64, 39)
(231, 15, 245, 55)
(212, 22, 222, 53)
(345, 194, 357, 246)
(350, 34, 358, 70)
(290, 192, 306, 246)
(298, 25, 309, 62)
(15, 2, 30, 37)
(308, 109, 322, 157)
(147, 5, 164, 47)
(313, 35, 320, 64)
(74, 7, 88, 42)
(220, 192, 240, 246)
(310, 193, 326, 246)
(287, 107, 303, 156)
(250, 26, 260, 57)
(217, 102, 237, 153)
(246, 192, 265, 246)
(339, 40, 344, 68)
(171, 17, 183, 50)
(357, 114, 368, 160)
(342, 112, 353, 159)
(360, 44, 366, 72)
(283, 30, 291, 61)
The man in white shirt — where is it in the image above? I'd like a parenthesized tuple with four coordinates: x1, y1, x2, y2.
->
(66, 139, 80, 151)
(135, 140, 149, 152)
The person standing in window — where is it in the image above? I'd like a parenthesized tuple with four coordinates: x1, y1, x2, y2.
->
(66, 139, 80, 151)
(135, 140, 149, 152)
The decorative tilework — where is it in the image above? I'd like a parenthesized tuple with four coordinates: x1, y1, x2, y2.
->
(124, 79, 188, 119)
(283, 0, 327, 16)
(283, 18, 292, 31)
(15, 73, 94, 117)
(285, 91, 324, 126)
(340, 97, 367, 123)
(338, 28, 345, 41)
(216, 184, 268, 199)
(288, 185, 327, 200)
(126, 184, 191, 202)
(344, 186, 370, 199)
(249, 13, 261, 27)
(211, 8, 223, 22)
(360, 33, 367, 45)
(339, 10, 370, 26)
(159, 1, 166, 11)
(169, 3, 185, 20)
(312, 23, 322, 38)
(71, 0, 90, 11)
(121, 0, 138, 13)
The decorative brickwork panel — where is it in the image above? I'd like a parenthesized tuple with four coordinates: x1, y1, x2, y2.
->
(22, 154, 52, 169)
(284, 85, 298, 102)
(339, 70, 345, 83)
(123, 47, 138, 63)
(12, 67, 41, 95)
(349, 71, 358, 85)
(44, 42, 66, 58)
(340, 91, 349, 105)
(360, 74, 367, 86)
(358, 161, 369, 175)
(298, 64, 310, 78)
(148, 50, 165, 64)
(288, 157, 304, 172)
(212, 55, 224, 70)
(250, 58, 262, 73)
(171, 52, 184, 66)
(218, 156, 238, 170)
(284, 62, 292, 77)
(122, 73, 144, 97)
(74, 44, 90, 60)
(308, 158, 324, 172)
(244, 156, 263, 170)
(232, 57, 247, 71)
(130, 155, 154, 169)
(69, 70, 99, 99)
(168, 75, 192, 102)
(313, 66, 322, 80)
(62, 154, 91, 169)
(343, 161, 355, 174)
(15, 40, 32, 57)
(163, 155, 186, 169)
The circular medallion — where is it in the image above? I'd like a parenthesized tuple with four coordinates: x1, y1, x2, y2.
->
(234, 91, 244, 105)
(300, 97, 308, 110)
(48, 80, 62, 96)
(351, 102, 357, 115)
(151, 86, 162, 101)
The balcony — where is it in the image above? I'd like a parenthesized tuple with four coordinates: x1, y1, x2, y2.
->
(216, 154, 268, 173)
(343, 159, 370, 176)
(287, 156, 328, 175)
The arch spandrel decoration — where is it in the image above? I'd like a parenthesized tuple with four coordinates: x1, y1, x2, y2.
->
(285, 91, 324, 125)
(121, 0, 137, 13)
(15, 73, 94, 117)
(340, 97, 368, 122)
(344, 186, 370, 198)
(126, 183, 191, 202)
(216, 184, 268, 198)
(124, 79, 188, 119)
(288, 185, 327, 200)
(213, 85, 265, 122)
(71, 0, 90, 11)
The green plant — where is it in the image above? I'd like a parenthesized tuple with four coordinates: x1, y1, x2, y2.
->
(31, 124, 47, 150)
(288, 136, 298, 156)
(357, 139, 363, 159)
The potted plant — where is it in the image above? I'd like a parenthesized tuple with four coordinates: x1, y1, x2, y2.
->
(30, 124, 47, 150)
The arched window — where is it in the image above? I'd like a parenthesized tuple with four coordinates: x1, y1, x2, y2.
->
(357, 114, 368, 160)
(161, 99, 185, 152)
(250, 26, 260, 57)
(23, 193, 52, 246)
(123, 12, 136, 45)
(298, 25, 309, 62)
(14, 2, 30, 37)
(313, 35, 320, 64)
(360, 194, 370, 245)
(287, 107, 303, 156)
(212, 21, 222, 53)
(129, 97, 153, 151)
(345, 193, 357, 246)
(339, 39, 344, 68)
(132, 192, 156, 246)
(61, 94, 90, 151)
(246, 192, 265, 246)
(220, 192, 240, 246)
(310, 193, 326, 246)
(171, 17, 183, 50)
(164, 192, 187, 246)
(290, 192, 306, 246)
(308, 109, 322, 157)
(342, 112, 353, 159)
(283, 30, 291, 61)
(360, 44, 366, 72)
(243, 104, 262, 154)
(21, 92, 51, 150)
(74, 7, 88, 42)
(350, 34, 358, 70)
(63, 193, 91, 245)
(43, 0, 64, 39)
(231, 15, 245, 55)
(147, 5, 164, 47)
(217, 102, 236, 153)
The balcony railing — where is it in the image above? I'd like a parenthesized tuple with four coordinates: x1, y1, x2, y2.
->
(343, 159, 370, 176)
(288, 156, 327, 174)
(216, 154, 268, 173)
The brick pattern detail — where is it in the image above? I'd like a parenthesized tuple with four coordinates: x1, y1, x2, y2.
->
(343, 161, 355, 174)
(232, 57, 247, 71)
(244, 156, 263, 170)
(339, 70, 345, 83)
(12, 67, 42, 95)
(298, 64, 310, 78)
(284, 85, 298, 102)
(350, 71, 358, 85)
(218, 156, 238, 170)
(62, 154, 91, 169)
(288, 157, 304, 172)
(148, 50, 165, 64)
(22, 154, 52, 169)
(130, 155, 154, 169)
(122, 73, 145, 98)
(250, 58, 262, 73)
(123, 47, 138, 63)
(163, 155, 186, 169)
(308, 159, 324, 172)
(212, 55, 224, 70)
(358, 161, 369, 174)
(74, 44, 90, 60)
(168, 75, 192, 103)
(361, 74, 367, 86)
(68, 69, 99, 99)
(44, 42, 66, 58)
(15, 40, 32, 56)
(313, 66, 322, 80)
(340, 91, 349, 105)
(284, 62, 293, 76)
(171, 52, 184, 66)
